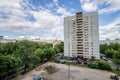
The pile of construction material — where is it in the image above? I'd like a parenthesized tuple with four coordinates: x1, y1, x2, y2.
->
(45, 64, 59, 74)
(38, 64, 59, 80)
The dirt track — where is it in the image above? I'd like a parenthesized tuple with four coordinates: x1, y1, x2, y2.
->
(17, 62, 116, 80)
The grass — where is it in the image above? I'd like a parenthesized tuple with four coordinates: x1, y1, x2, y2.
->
(60, 56, 68, 60)
(10, 77, 17, 80)
(65, 62, 88, 67)
(112, 69, 120, 76)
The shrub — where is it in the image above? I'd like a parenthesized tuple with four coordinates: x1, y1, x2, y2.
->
(88, 61, 98, 68)
(97, 61, 111, 70)
(88, 60, 111, 71)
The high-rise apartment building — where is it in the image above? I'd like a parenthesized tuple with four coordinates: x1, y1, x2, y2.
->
(0, 36, 3, 40)
(64, 12, 100, 59)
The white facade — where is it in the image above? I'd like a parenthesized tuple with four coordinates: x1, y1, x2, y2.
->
(64, 12, 100, 59)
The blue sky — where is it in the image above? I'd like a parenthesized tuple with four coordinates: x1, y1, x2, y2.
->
(0, 0, 120, 41)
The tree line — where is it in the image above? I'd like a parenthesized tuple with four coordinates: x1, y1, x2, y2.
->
(0, 40, 63, 78)
(100, 43, 120, 70)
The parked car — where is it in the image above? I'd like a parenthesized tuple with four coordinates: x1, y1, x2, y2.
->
(61, 61, 66, 64)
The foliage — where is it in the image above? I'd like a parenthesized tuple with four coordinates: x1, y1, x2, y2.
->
(54, 42, 64, 52)
(0, 55, 21, 77)
(88, 61, 98, 68)
(66, 62, 87, 67)
(109, 43, 120, 50)
(113, 51, 120, 70)
(112, 69, 120, 76)
(61, 56, 68, 60)
(0, 40, 62, 77)
(44, 48, 56, 61)
(97, 60, 111, 70)
(100, 43, 120, 58)
(100, 43, 109, 54)
(105, 49, 117, 58)
(88, 60, 111, 71)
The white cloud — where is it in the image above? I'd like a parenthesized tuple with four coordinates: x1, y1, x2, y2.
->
(80, 0, 105, 12)
(81, 1, 97, 12)
(0, 0, 73, 40)
(30, 10, 61, 29)
(99, 16, 120, 40)
(18, 35, 26, 39)
(18, 35, 40, 40)
(57, 7, 72, 16)
(29, 36, 40, 40)
(53, 0, 58, 4)
(99, 0, 120, 14)
(80, 0, 120, 14)
(0, 0, 21, 8)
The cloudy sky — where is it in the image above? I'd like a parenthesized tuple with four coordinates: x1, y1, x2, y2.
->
(0, 0, 120, 40)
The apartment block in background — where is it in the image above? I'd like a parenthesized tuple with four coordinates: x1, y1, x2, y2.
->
(100, 38, 120, 45)
(64, 12, 100, 59)
(53, 39, 62, 48)
(0, 36, 3, 40)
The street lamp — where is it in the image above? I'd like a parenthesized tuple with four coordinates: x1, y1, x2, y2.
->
(68, 54, 70, 80)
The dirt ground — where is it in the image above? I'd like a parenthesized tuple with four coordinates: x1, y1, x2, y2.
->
(17, 62, 116, 80)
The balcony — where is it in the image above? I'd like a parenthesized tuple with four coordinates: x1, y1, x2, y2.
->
(77, 49, 83, 51)
(77, 47, 83, 49)
(77, 37, 83, 39)
(76, 18, 82, 20)
(76, 17, 82, 19)
(77, 53, 83, 55)
(76, 20, 82, 22)
(76, 23, 82, 25)
(77, 33, 83, 36)
(77, 38, 83, 40)
(77, 28, 83, 30)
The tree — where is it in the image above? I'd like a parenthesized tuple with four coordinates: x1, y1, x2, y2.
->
(105, 49, 116, 58)
(100, 43, 109, 54)
(0, 40, 56, 78)
(34, 48, 44, 62)
(109, 42, 120, 50)
(54, 42, 64, 52)
(113, 51, 120, 70)
(0, 55, 21, 78)
(44, 48, 56, 60)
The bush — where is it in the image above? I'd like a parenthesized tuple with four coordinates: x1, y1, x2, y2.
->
(88, 62, 98, 68)
(98, 61, 111, 70)
(112, 69, 120, 76)
(88, 60, 111, 71)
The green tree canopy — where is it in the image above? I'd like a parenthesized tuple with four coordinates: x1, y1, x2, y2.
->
(113, 51, 120, 70)
(0, 55, 21, 77)
(105, 49, 117, 58)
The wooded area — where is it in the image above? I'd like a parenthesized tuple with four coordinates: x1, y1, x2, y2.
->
(0, 40, 63, 78)
(100, 43, 120, 70)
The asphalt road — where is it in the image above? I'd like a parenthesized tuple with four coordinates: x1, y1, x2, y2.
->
(55, 53, 120, 70)
(55, 52, 63, 60)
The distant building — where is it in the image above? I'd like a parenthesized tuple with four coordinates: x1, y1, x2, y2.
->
(100, 38, 120, 45)
(38, 41, 48, 44)
(53, 40, 62, 48)
(0, 39, 16, 43)
(64, 12, 100, 59)
(0, 36, 4, 40)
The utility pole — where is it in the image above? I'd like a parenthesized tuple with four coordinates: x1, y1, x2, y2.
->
(68, 55, 70, 80)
